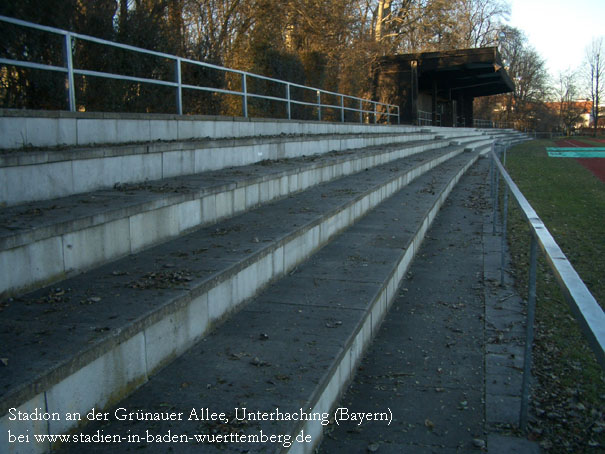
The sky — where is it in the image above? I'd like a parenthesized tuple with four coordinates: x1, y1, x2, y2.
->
(507, 0, 605, 78)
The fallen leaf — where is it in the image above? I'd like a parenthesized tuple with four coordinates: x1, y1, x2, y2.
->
(250, 357, 270, 367)
(473, 438, 486, 449)
(367, 442, 380, 452)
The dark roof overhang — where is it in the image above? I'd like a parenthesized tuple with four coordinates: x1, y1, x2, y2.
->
(377, 47, 514, 98)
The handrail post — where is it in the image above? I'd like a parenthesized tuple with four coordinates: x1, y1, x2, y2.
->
(63, 32, 76, 112)
(175, 57, 182, 115)
(242, 73, 248, 118)
(493, 152, 500, 234)
(519, 234, 538, 431)
(501, 184, 509, 285)
(490, 145, 495, 199)
(286, 83, 291, 120)
(0, 15, 400, 123)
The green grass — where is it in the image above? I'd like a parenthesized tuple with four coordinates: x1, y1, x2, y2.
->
(504, 139, 605, 453)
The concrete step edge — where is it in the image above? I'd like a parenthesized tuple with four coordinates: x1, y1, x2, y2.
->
(0, 132, 433, 167)
(1, 136, 446, 249)
(285, 151, 482, 453)
(0, 146, 466, 431)
(1, 131, 470, 207)
(0, 137, 454, 299)
(0, 113, 427, 151)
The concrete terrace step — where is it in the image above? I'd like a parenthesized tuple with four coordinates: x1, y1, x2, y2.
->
(0, 143, 485, 453)
(53, 148, 484, 454)
(0, 133, 491, 299)
(0, 111, 435, 151)
(0, 126, 485, 207)
(453, 136, 494, 150)
(481, 129, 529, 144)
(0, 131, 418, 206)
(316, 159, 491, 454)
(317, 157, 540, 454)
(0, 110, 487, 152)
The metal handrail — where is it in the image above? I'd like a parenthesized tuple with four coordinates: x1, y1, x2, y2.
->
(474, 119, 513, 129)
(490, 143, 605, 431)
(418, 110, 441, 126)
(0, 15, 399, 123)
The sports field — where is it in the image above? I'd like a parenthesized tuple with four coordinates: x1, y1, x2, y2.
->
(553, 138, 605, 183)
(504, 139, 605, 452)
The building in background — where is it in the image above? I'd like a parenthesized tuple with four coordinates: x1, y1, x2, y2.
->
(372, 47, 514, 128)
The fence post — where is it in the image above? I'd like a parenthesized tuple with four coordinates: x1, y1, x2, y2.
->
(501, 184, 509, 285)
(359, 99, 363, 124)
(490, 148, 495, 199)
(242, 73, 248, 118)
(175, 57, 182, 115)
(493, 148, 500, 235)
(519, 235, 538, 431)
(317, 91, 321, 121)
(373, 102, 377, 124)
(341, 95, 345, 123)
(63, 33, 76, 112)
(286, 83, 291, 120)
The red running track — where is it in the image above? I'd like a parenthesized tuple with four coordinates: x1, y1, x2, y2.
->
(555, 139, 605, 183)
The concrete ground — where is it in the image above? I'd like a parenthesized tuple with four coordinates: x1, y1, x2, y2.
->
(318, 158, 540, 454)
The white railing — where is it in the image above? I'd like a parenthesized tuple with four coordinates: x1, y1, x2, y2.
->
(490, 142, 605, 431)
(418, 110, 441, 126)
(474, 119, 513, 129)
(0, 15, 399, 124)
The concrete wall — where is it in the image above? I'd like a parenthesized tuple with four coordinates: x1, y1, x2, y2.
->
(0, 110, 427, 150)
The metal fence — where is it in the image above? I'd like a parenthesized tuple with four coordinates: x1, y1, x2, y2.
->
(522, 131, 565, 140)
(489, 142, 605, 431)
(0, 15, 399, 124)
(474, 119, 513, 129)
(418, 110, 441, 126)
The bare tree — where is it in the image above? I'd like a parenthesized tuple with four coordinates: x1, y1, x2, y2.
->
(0, 0, 529, 115)
(584, 36, 604, 136)
(555, 69, 585, 135)
(481, 26, 550, 131)
(456, 0, 510, 48)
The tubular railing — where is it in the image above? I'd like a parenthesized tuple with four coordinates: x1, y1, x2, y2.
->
(0, 15, 399, 124)
(474, 119, 495, 128)
(490, 142, 605, 431)
(474, 119, 515, 129)
(418, 110, 441, 126)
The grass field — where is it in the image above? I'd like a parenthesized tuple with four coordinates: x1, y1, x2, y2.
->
(504, 139, 605, 453)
